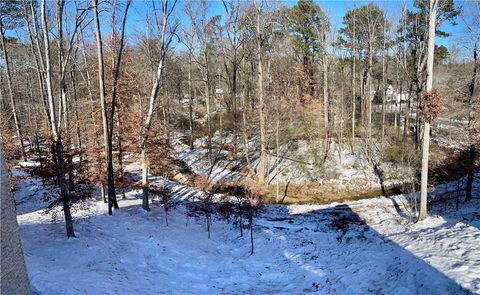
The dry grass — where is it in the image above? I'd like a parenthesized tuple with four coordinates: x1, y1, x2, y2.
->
(263, 182, 399, 205)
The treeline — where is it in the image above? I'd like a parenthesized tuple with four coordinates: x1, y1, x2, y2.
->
(0, 0, 478, 236)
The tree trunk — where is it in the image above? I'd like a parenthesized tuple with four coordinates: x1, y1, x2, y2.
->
(188, 53, 194, 149)
(367, 34, 373, 139)
(141, 149, 150, 210)
(242, 74, 254, 176)
(26, 76, 42, 165)
(414, 82, 422, 150)
(93, 0, 115, 215)
(465, 145, 475, 202)
(466, 44, 478, 202)
(116, 111, 126, 200)
(0, 22, 26, 160)
(323, 47, 329, 147)
(403, 82, 413, 138)
(381, 19, 386, 139)
(351, 0, 356, 147)
(0, 138, 31, 295)
(418, 0, 438, 221)
(203, 46, 212, 163)
(255, 1, 266, 185)
(140, 0, 174, 211)
(70, 66, 82, 156)
(361, 67, 367, 130)
(55, 1, 75, 192)
(249, 212, 254, 255)
(41, 0, 75, 237)
(110, 0, 130, 203)
(93, 0, 124, 215)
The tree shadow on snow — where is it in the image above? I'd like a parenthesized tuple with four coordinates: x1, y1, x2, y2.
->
(262, 204, 474, 294)
(17, 198, 476, 294)
(15, 171, 478, 294)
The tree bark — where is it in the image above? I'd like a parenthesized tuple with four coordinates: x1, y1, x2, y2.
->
(255, 1, 266, 184)
(93, 0, 128, 215)
(93, 0, 115, 215)
(0, 137, 31, 295)
(418, 0, 438, 221)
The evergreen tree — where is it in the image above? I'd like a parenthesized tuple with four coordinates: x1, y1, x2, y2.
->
(287, 0, 329, 96)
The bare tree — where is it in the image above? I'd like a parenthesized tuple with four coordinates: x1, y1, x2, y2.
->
(322, 25, 329, 147)
(220, 0, 247, 154)
(93, 0, 131, 215)
(181, 2, 197, 149)
(140, 0, 177, 211)
(254, 0, 267, 184)
(381, 15, 387, 139)
(41, 0, 75, 237)
(21, 0, 51, 132)
(351, 0, 356, 147)
(418, 0, 438, 221)
(462, 2, 480, 202)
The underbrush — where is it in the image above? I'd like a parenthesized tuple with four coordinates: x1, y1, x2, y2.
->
(382, 139, 419, 168)
(262, 182, 400, 205)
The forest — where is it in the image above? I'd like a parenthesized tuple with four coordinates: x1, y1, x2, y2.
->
(0, 0, 479, 294)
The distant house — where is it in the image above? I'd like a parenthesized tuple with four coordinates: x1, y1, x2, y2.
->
(384, 84, 409, 104)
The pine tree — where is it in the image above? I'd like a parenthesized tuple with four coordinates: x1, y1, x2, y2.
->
(287, 0, 329, 97)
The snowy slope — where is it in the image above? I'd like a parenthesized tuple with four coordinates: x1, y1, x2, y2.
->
(173, 134, 412, 194)
(14, 166, 479, 295)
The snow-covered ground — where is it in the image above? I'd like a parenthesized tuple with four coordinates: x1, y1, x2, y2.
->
(14, 164, 480, 295)
(174, 133, 410, 194)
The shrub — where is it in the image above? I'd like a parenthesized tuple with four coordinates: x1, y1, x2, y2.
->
(383, 141, 419, 168)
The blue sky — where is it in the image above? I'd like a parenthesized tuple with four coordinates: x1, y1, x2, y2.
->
(122, 0, 463, 47)
(7, 0, 466, 56)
